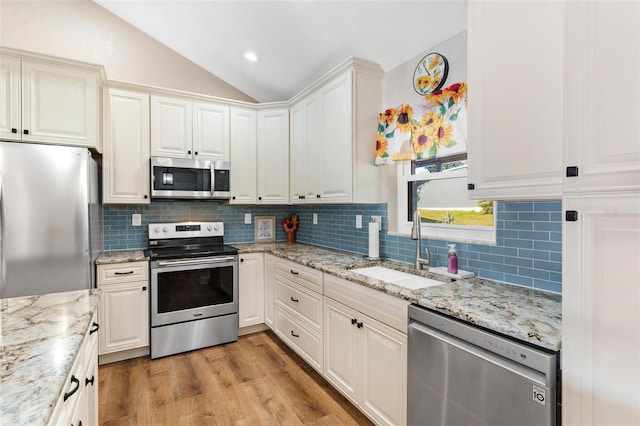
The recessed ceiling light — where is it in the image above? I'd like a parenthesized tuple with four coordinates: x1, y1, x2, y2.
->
(244, 51, 258, 62)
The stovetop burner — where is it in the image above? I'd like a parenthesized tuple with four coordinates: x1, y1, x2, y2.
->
(146, 221, 237, 260)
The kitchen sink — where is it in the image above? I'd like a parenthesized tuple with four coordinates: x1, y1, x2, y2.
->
(349, 266, 446, 290)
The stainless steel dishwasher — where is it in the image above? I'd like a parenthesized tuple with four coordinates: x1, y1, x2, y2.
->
(408, 304, 560, 426)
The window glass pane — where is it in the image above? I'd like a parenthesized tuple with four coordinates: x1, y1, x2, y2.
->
(410, 175, 494, 227)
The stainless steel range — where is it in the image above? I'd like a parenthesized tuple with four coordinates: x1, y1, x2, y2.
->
(145, 221, 238, 359)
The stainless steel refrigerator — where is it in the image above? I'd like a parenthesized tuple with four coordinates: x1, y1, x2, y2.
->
(0, 141, 102, 298)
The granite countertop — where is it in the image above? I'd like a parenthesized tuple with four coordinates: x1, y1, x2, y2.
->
(96, 249, 148, 264)
(0, 289, 101, 424)
(234, 242, 562, 351)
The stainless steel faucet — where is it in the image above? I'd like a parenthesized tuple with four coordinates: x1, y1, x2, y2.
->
(411, 210, 430, 270)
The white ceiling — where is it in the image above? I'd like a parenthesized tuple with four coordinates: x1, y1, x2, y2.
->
(93, 0, 467, 103)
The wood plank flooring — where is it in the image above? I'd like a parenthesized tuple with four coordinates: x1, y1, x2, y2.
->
(99, 330, 373, 425)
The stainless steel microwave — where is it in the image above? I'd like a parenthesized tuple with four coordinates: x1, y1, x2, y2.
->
(151, 156, 231, 200)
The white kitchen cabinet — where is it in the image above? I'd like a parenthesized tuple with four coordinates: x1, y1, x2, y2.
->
(324, 297, 407, 426)
(97, 262, 149, 360)
(466, 1, 564, 200)
(0, 55, 20, 141)
(48, 311, 99, 426)
(563, 1, 640, 194)
(257, 108, 289, 204)
(563, 194, 640, 426)
(290, 93, 319, 202)
(317, 70, 353, 202)
(229, 106, 257, 204)
(103, 88, 150, 204)
(264, 254, 276, 329)
(289, 59, 383, 204)
(272, 257, 324, 373)
(0, 51, 100, 149)
(239, 253, 265, 328)
(151, 95, 230, 160)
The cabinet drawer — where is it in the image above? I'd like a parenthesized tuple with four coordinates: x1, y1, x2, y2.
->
(274, 257, 323, 293)
(98, 261, 148, 284)
(324, 273, 409, 333)
(275, 306, 323, 373)
(275, 276, 322, 332)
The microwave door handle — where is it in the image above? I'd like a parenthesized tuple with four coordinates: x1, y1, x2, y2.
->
(210, 165, 215, 196)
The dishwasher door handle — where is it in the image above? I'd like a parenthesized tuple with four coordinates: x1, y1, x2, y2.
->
(409, 321, 547, 386)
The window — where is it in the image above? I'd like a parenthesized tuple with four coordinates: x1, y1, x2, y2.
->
(396, 154, 496, 244)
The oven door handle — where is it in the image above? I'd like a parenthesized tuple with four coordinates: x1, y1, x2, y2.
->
(157, 256, 236, 267)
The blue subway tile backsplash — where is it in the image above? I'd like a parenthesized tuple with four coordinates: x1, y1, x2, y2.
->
(103, 200, 562, 293)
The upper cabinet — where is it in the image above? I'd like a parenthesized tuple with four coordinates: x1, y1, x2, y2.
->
(229, 106, 257, 204)
(466, 1, 564, 200)
(0, 49, 101, 150)
(103, 88, 150, 204)
(151, 95, 230, 160)
(257, 108, 289, 204)
(289, 60, 383, 204)
(563, 1, 640, 194)
(290, 93, 319, 202)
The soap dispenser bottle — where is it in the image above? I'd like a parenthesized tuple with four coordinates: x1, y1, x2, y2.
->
(447, 244, 458, 274)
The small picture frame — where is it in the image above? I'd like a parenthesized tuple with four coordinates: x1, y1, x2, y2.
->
(254, 216, 276, 242)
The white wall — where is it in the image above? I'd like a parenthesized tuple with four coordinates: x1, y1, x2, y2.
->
(380, 30, 467, 231)
(0, 0, 255, 102)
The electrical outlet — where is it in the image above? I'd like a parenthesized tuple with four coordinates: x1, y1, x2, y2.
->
(244, 213, 252, 224)
(355, 215, 362, 229)
(313, 213, 318, 225)
(132, 214, 142, 227)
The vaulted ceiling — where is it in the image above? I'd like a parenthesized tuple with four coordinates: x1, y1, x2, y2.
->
(93, 0, 467, 103)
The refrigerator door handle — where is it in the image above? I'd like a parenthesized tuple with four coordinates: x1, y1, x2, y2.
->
(0, 171, 5, 297)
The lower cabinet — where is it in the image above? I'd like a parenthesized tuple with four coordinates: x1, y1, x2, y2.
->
(49, 311, 99, 426)
(324, 297, 407, 426)
(238, 253, 265, 328)
(97, 261, 150, 362)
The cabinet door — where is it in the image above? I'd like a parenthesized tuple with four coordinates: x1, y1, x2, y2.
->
(359, 316, 407, 426)
(83, 315, 99, 426)
(257, 108, 289, 204)
(151, 95, 192, 158)
(290, 94, 319, 203)
(239, 253, 265, 328)
(563, 194, 640, 426)
(317, 70, 352, 203)
(229, 106, 257, 204)
(264, 254, 276, 329)
(0, 55, 21, 140)
(193, 101, 230, 160)
(98, 281, 149, 354)
(564, 1, 640, 193)
(103, 88, 150, 204)
(466, 1, 564, 199)
(21, 60, 98, 147)
(323, 297, 359, 404)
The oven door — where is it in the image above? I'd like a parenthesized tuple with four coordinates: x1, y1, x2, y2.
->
(150, 255, 238, 327)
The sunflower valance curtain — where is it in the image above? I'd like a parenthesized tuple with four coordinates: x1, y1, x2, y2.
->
(375, 82, 467, 164)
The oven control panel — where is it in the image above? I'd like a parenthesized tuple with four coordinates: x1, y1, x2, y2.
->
(148, 221, 224, 239)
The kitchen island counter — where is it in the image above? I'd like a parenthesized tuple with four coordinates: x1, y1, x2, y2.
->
(0, 289, 101, 424)
(233, 242, 561, 351)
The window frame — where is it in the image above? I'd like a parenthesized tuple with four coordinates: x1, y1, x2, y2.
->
(395, 161, 497, 245)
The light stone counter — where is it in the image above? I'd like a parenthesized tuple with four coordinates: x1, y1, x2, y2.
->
(96, 249, 148, 264)
(0, 289, 101, 425)
(233, 242, 562, 351)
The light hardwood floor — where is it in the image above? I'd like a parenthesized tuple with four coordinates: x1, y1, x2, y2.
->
(99, 330, 373, 425)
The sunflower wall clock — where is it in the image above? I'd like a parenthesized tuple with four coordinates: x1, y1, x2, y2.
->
(413, 52, 449, 95)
